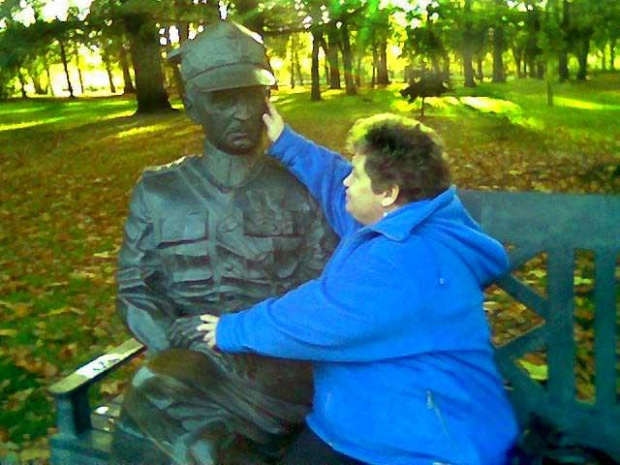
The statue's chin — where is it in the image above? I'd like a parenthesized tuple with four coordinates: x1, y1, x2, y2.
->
(224, 141, 259, 156)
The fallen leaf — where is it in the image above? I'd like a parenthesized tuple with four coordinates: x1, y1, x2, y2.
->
(69, 270, 97, 280)
(0, 329, 17, 337)
(9, 388, 34, 402)
(0, 300, 16, 311)
(58, 343, 78, 361)
(518, 360, 548, 381)
(19, 446, 50, 462)
(43, 362, 59, 379)
(45, 306, 85, 317)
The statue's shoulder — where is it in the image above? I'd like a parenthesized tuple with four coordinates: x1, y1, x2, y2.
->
(258, 158, 307, 191)
(141, 155, 198, 178)
(136, 155, 200, 188)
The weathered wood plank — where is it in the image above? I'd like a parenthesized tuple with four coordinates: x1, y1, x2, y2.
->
(546, 248, 576, 408)
(594, 249, 618, 408)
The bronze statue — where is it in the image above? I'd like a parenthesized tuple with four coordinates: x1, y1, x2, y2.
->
(111, 21, 336, 465)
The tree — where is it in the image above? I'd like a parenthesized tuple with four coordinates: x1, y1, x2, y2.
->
(311, 28, 322, 101)
(325, 22, 342, 89)
(492, 0, 508, 83)
(462, 0, 476, 87)
(88, 0, 172, 113)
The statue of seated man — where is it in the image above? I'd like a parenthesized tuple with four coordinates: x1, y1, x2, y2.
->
(111, 21, 336, 465)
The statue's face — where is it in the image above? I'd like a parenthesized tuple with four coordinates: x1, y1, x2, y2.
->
(189, 86, 268, 156)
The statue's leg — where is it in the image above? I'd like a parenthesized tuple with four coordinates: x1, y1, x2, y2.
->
(111, 349, 309, 465)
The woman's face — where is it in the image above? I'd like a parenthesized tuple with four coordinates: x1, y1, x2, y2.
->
(343, 154, 388, 225)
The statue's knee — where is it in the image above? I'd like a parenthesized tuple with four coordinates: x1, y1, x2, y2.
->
(141, 348, 225, 387)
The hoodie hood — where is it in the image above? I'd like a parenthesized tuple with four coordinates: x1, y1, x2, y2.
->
(369, 186, 509, 287)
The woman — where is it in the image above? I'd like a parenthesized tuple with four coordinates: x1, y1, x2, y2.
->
(198, 103, 518, 464)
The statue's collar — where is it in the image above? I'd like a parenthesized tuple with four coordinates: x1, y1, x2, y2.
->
(197, 140, 263, 191)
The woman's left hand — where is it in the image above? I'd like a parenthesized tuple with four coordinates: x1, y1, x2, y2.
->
(197, 314, 220, 349)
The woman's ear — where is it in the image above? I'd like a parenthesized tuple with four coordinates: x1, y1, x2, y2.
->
(381, 185, 400, 208)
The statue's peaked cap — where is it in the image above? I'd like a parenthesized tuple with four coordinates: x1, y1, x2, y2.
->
(168, 21, 276, 92)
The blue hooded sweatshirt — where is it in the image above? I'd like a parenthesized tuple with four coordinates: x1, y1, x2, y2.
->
(217, 127, 518, 464)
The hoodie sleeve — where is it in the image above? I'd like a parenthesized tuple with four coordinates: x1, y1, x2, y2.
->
(216, 243, 432, 363)
(268, 126, 360, 238)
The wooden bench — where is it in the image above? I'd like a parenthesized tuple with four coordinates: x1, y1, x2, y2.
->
(48, 189, 620, 464)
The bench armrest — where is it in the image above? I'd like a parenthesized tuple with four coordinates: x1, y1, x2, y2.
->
(49, 338, 146, 438)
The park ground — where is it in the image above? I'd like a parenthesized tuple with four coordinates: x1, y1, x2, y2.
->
(0, 73, 619, 462)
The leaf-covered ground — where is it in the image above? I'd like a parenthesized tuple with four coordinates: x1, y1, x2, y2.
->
(0, 74, 618, 462)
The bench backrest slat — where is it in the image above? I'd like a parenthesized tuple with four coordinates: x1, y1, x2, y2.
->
(459, 189, 620, 460)
(594, 249, 618, 409)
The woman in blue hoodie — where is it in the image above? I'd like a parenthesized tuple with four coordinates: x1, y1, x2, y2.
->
(197, 104, 518, 464)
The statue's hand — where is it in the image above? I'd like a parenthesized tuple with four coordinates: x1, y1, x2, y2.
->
(167, 316, 205, 348)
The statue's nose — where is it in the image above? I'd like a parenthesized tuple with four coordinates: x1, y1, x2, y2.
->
(233, 99, 252, 120)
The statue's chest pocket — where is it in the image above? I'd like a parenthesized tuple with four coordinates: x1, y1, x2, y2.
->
(243, 210, 306, 278)
(154, 212, 213, 284)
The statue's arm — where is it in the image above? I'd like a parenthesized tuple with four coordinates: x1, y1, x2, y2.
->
(268, 126, 360, 237)
(116, 182, 176, 352)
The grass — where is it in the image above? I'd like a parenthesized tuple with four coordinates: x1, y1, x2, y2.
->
(0, 74, 618, 460)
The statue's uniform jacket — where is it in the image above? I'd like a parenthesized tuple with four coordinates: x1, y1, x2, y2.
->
(115, 153, 336, 448)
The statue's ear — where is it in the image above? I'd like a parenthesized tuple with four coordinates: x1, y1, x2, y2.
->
(182, 92, 201, 125)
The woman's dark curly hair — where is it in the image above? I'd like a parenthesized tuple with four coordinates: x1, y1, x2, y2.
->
(347, 114, 451, 203)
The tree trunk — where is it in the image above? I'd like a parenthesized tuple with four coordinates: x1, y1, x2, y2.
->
(600, 47, 606, 71)
(546, 75, 553, 106)
(492, 0, 506, 83)
(289, 36, 295, 89)
(577, 34, 591, 81)
(376, 38, 390, 85)
(371, 42, 377, 88)
(165, 26, 185, 97)
(463, 0, 476, 88)
(558, 0, 570, 82)
(18, 71, 28, 98)
(310, 29, 322, 101)
(124, 13, 172, 113)
(611, 38, 616, 71)
(340, 21, 356, 96)
(32, 73, 46, 95)
(119, 43, 136, 93)
(537, 61, 545, 79)
(354, 55, 362, 87)
(58, 39, 75, 98)
(558, 52, 569, 81)
(45, 64, 55, 96)
(75, 48, 85, 94)
(476, 57, 484, 81)
(326, 25, 341, 89)
(103, 51, 117, 94)
(443, 52, 451, 79)
(320, 37, 330, 85)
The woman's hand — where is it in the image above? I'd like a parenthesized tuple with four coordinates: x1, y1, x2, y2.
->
(262, 99, 284, 143)
(197, 314, 220, 350)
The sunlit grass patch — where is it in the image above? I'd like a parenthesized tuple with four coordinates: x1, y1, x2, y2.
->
(554, 96, 620, 111)
(460, 96, 523, 116)
(0, 117, 67, 132)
